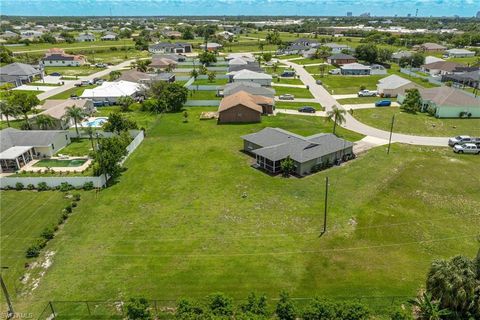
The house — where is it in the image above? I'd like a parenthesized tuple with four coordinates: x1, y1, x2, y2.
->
(324, 43, 351, 54)
(397, 87, 480, 118)
(20, 30, 43, 39)
(152, 53, 186, 62)
(76, 33, 95, 42)
(370, 64, 387, 75)
(162, 30, 182, 39)
(101, 32, 117, 41)
(441, 70, 480, 90)
(218, 91, 274, 123)
(223, 25, 243, 34)
(327, 53, 357, 65)
(149, 56, 177, 70)
(220, 82, 275, 99)
(281, 44, 311, 55)
(413, 43, 447, 52)
(0, 128, 71, 172)
(291, 38, 319, 48)
(217, 31, 234, 39)
(228, 57, 250, 66)
(391, 51, 413, 62)
(241, 127, 354, 176)
(37, 99, 95, 129)
(228, 63, 263, 74)
(425, 56, 444, 64)
(117, 69, 175, 83)
(421, 61, 467, 76)
(80, 81, 143, 103)
(340, 63, 371, 75)
(445, 49, 475, 58)
(225, 53, 255, 61)
(231, 69, 272, 86)
(376, 75, 418, 97)
(0, 62, 42, 87)
(0, 31, 19, 39)
(41, 48, 86, 67)
(200, 42, 223, 51)
(148, 42, 192, 54)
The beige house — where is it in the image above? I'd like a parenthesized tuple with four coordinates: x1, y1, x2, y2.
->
(37, 99, 95, 129)
(376, 75, 419, 97)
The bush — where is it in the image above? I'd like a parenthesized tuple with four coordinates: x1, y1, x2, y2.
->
(41, 227, 55, 240)
(26, 244, 41, 258)
(176, 298, 206, 319)
(83, 181, 94, 190)
(59, 212, 69, 224)
(303, 299, 338, 320)
(59, 182, 74, 192)
(27, 183, 35, 190)
(71, 201, 77, 208)
(37, 182, 48, 191)
(275, 292, 296, 320)
(64, 205, 72, 213)
(337, 301, 370, 320)
(208, 293, 234, 317)
(15, 182, 24, 190)
(125, 298, 151, 320)
(73, 193, 81, 201)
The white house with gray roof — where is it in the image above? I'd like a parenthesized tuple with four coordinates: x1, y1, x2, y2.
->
(242, 127, 354, 176)
(376, 75, 418, 97)
(0, 62, 42, 87)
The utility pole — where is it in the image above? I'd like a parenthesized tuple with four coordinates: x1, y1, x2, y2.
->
(387, 114, 396, 155)
(0, 269, 14, 319)
(321, 176, 329, 236)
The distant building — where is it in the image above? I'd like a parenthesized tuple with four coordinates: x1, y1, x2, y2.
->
(42, 48, 86, 67)
(148, 42, 192, 54)
(76, 33, 95, 42)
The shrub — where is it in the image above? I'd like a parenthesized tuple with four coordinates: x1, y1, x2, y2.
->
(73, 193, 81, 201)
(64, 205, 72, 213)
(125, 298, 151, 320)
(275, 292, 296, 320)
(59, 182, 74, 192)
(337, 301, 370, 320)
(359, 85, 366, 90)
(41, 227, 55, 240)
(207, 293, 234, 317)
(59, 212, 69, 224)
(71, 201, 77, 208)
(176, 298, 206, 319)
(83, 181, 94, 190)
(37, 182, 48, 191)
(303, 299, 337, 320)
(26, 244, 41, 258)
(27, 183, 35, 190)
(15, 182, 24, 190)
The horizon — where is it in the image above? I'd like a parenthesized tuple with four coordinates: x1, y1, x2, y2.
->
(1, 0, 479, 18)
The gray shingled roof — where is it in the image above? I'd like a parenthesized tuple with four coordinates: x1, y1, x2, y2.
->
(0, 62, 41, 77)
(0, 128, 68, 153)
(242, 127, 353, 163)
(328, 53, 356, 60)
(223, 82, 275, 97)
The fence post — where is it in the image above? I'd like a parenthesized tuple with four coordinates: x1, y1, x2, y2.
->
(154, 300, 158, 318)
(48, 301, 56, 318)
(86, 301, 91, 315)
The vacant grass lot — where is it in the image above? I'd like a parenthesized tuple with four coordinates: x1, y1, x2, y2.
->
(47, 84, 96, 100)
(275, 86, 314, 98)
(353, 107, 480, 136)
(192, 78, 228, 85)
(318, 75, 387, 94)
(7, 108, 479, 318)
(45, 66, 105, 77)
(189, 90, 221, 100)
(293, 58, 326, 65)
(273, 77, 304, 85)
(9, 40, 135, 53)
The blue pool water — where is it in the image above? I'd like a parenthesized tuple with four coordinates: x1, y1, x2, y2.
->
(81, 117, 108, 127)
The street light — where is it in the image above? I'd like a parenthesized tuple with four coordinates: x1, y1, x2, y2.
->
(387, 114, 396, 155)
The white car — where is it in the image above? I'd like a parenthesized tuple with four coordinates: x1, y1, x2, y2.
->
(358, 90, 377, 97)
(453, 143, 480, 154)
(279, 94, 295, 100)
(329, 69, 341, 75)
(448, 135, 480, 147)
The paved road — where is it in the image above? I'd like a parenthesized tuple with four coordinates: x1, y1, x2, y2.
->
(282, 60, 449, 147)
(36, 59, 136, 101)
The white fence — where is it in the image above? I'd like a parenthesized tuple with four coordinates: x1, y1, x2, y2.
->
(120, 130, 144, 165)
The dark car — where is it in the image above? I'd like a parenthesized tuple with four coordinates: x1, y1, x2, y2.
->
(50, 72, 62, 76)
(298, 106, 316, 113)
(375, 100, 392, 107)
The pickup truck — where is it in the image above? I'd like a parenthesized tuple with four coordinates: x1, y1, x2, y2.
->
(453, 143, 480, 154)
(448, 136, 480, 147)
(358, 90, 377, 97)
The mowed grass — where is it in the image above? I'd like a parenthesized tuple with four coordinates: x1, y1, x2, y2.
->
(274, 86, 314, 98)
(337, 97, 397, 104)
(47, 84, 96, 100)
(188, 90, 221, 100)
(317, 75, 387, 94)
(273, 77, 304, 85)
(353, 107, 480, 136)
(192, 78, 229, 85)
(44, 66, 105, 77)
(56, 139, 93, 156)
(275, 101, 323, 111)
(10, 108, 479, 317)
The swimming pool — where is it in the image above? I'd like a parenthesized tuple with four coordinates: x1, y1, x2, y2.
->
(80, 117, 108, 128)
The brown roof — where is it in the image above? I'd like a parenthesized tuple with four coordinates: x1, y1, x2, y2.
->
(420, 43, 447, 50)
(419, 87, 480, 107)
(422, 61, 465, 72)
(150, 57, 177, 68)
(117, 69, 151, 82)
(39, 99, 91, 119)
(218, 91, 273, 113)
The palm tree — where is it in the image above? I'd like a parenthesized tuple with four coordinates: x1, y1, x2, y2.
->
(35, 114, 55, 130)
(326, 105, 346, 135)
(82, 126, 96, 152)
(409, 292, 451, 320)
(0, 99, 18, 127)
(64, 105, 86, 137)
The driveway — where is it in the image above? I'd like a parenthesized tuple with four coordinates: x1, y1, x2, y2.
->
(275, 108, 326, 117)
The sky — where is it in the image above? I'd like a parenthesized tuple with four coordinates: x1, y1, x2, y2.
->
(1, 0, 478, 17)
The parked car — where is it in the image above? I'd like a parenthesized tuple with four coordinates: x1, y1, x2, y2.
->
(279, 94, 295, 100)
(281, 71, 296, 77)
(95, 63, 107, 68)
(96, 79, 105, 85)
(375, 100, 392, 107)
(448, 135, 480, 147)
(453, 143, 480, 154)
(316, 80, 323, 85)
(358, 90, 377, 97)
(329, 69, 341, 75)
(298, 106, 316, 113)
(49, 72, 62, 77)
(70, 94, 78, 99)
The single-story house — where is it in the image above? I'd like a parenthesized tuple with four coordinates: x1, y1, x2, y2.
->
(445, 49, 475, 58)
(117, 69, 175, 83)
(218, 91, 274, 124)
(231, 69, 272, 86)
(225, 53, 255, 61)
(398, 87, 480, 118)
(101, 34, 117, 41)
(327, 53, 357, 65)
(370, 64, 387, 75)
(441, 70, 480, 90)
(162, 30, 182, 39)
(228, 63, 263, 74)
(217, 31, 235, 39)
(0, 62, 42, 87)
(291, 38, 319, 48)
(148, 42, 192, 54)
(340, 63, 371, 75)
(421, 61, 467, 76)
(200, 42, 223, 51)
(324, 43, 352, 54)
(149, 57, 177, 70)
(241, 127, 354, 176)
(152, 53, 186, 62)
(376, 75, 418, 97)
(0, 127, 71, 172)
(223, 25, 243, 35)
(391, 51, 413, 62)
(220, 82, 276, 99)
(76, 33, 95, 42)
(80, 80, 143, 103)
(425, 56, 444, 65)
(281, 44, 311, 55)
(0, 31, 19, 39)
(37, 99, 95, 129)
(41, 48, 86, 67)
(228, 57, 250, 66)
(413, 43, 447, 52)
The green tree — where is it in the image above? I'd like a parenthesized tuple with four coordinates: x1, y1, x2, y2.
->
(240, 292, 268, 317)
(0, 46, 14, 64)
(117, 95, 135, 112)
(147, 81, 188, 113)
(355, 44, 378, 64)
(175, 298, 206, 319)
(9, 91, 39, 130)
(377, 48, 393, 63)
(181, 27, 195, 40)
(318, 64, 327, 78)
(134, 37, 149, 51)
(136, 59, 151, 72)
(207, 71, 216, 83)
(109, 70, 122, 81)
(265, 30, 281, 45)
(326, 105, 346, 135)
(198, 51, 217, 66)
(190, 68, 199, 80)
(280, 156, 295, 177)
(262, 52, 272, 63)
(409, 292, 451, 320)
(82, 126, 97, 153)
(207, 293, 233, 317)
(0, 98, 18, 127)
(400, 88, 422, 114)
(64, 105, 86, 137)
(275, 291, 296, 320)
(93, 132, 130, 180)
(199, 64, 208, 75)
(103, 112, 138, 134)
(314, 45, 332, 60)
(125, 298, 151, 320)
(34, 114, 55, 130)
(303, 299, 337, 320)
(183, 110, 188, 123)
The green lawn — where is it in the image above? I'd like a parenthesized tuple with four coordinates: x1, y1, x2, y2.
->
(292, 58, 326, 65)
(95, 105, 158, 130)
(337, 97, 397, 104)
(30, 82, 62, 87)
(47, 85, 96, 100)
(0, 119, 25, 130)
(274, 86, 314, 99)
(188, 90, 221, 100)
(353, 107, 480, 136)
(7, 108, 479, 318)
(9, 40, 135, 53)
(44, 66, 105, 77)
(192, 78, 229, 86)
(0, 90, 40, 99)
(57, 138, 93, 156)
(273, 77, 304, 85)
(275, 101, 323, 111)
(274, 54, 302, 60)
(318, 75, 387, 95)
(304, 64, 335, 75)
